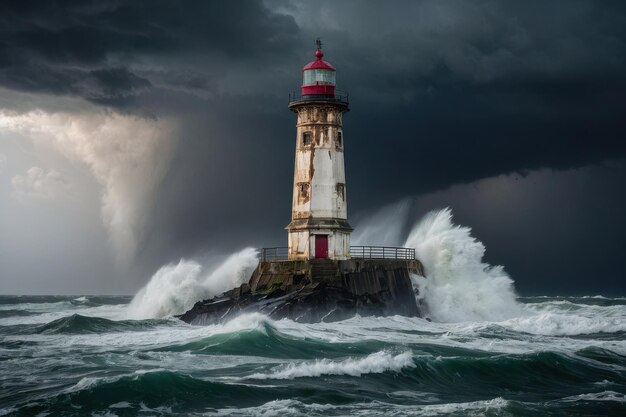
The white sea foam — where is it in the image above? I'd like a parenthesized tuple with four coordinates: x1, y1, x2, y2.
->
(109, 402, 132, 409)
(210, 399, 307, 416)
(247, 350, 414, 380)
(67, 369, 165, 395)
(559, 390, 626, 403)
(268, 312, 626, 356)
(210, 397, 509, 416)
(410, 397, 509, 416)
(68, 375, 118, 392)
(405, 208, 522, 322)
(498, 312, 626, 336)
(127, 248, 258, 319)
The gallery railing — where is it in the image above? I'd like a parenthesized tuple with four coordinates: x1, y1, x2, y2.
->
(350, 246, 415, 260)
(260, 246, 415, 261)
(288, 89, 349, 105)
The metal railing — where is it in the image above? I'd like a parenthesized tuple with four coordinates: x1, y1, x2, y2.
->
(261, 246, 415, 261)
(288, 89, 349, 105)
(350, 246, 416, 260)
(261, 247, 289, 261)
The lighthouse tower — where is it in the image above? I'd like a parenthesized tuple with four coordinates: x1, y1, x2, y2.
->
(286, 40, 352, 260)
(181, 40, 423, 325)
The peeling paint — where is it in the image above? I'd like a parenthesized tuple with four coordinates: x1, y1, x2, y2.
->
(336, 183, 345, 201)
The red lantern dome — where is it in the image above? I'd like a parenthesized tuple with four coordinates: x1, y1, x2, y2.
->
(301, 40, 336, 96)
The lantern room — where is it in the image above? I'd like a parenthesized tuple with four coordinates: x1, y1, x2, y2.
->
(301, 39, 337, 97)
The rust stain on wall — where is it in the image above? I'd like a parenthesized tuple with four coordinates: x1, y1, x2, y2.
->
(297, 181, 310, 204)
(308, 129, 316, 182)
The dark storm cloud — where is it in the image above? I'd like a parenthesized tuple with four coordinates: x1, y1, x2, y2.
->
(86, 67, 152, 105)
(0, 0, 297, 60)
(0, 0, 298, 103)
(0, 62, 152, 107)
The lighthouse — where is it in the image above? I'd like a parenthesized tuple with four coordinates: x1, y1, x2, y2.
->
(180, 40, 424, 325)
(286, 39, 352, 261)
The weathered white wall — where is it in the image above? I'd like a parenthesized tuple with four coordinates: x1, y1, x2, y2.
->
(288, 231, 309, 258)
(292, 105, 347, 220)
(334, 232, 351, 259)
(288, 103, 351, 260)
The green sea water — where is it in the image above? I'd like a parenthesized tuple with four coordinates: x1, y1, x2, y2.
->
(0, 294, 625, 416)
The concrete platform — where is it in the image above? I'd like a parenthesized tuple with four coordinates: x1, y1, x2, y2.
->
(180, 258, 425, 324)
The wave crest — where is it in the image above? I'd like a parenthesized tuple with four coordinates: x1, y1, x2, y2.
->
(33, 314, 164, 334)
(247, 350, 415, 380)
(128, 248, 258, 319)
(405, 208, 522, 322)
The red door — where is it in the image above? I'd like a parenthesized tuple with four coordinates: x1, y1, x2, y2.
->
(315, 235, 328, 259)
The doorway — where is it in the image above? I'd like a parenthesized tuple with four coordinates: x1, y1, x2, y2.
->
(314, 235, 328, 259)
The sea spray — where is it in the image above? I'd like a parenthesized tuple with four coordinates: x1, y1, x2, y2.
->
(128, 247, 258, 318)
(405, 208, 522, 322)
(203, 248, 259, 293)
(351, 200, 412, 246)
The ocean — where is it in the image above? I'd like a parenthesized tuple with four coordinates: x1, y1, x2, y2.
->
(2, 209, 625, 416)
(1, 294, 625, 416)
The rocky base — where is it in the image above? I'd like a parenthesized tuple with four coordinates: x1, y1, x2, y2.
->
(179, 258, 424, 324)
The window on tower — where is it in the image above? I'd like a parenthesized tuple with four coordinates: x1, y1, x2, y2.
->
(298, 182, 310, 200)
(336, 183, 345, 200)
(303, 69, 336, 85)
(336, 131, 343, 148)
(302, 131, 312, 146)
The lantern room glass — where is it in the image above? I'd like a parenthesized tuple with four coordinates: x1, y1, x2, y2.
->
(303, 69, 336, 86)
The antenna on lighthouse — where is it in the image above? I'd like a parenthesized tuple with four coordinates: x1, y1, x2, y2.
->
(315, 38, 322, 50)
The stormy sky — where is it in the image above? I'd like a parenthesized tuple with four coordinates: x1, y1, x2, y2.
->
(1, 0, 625, 295)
